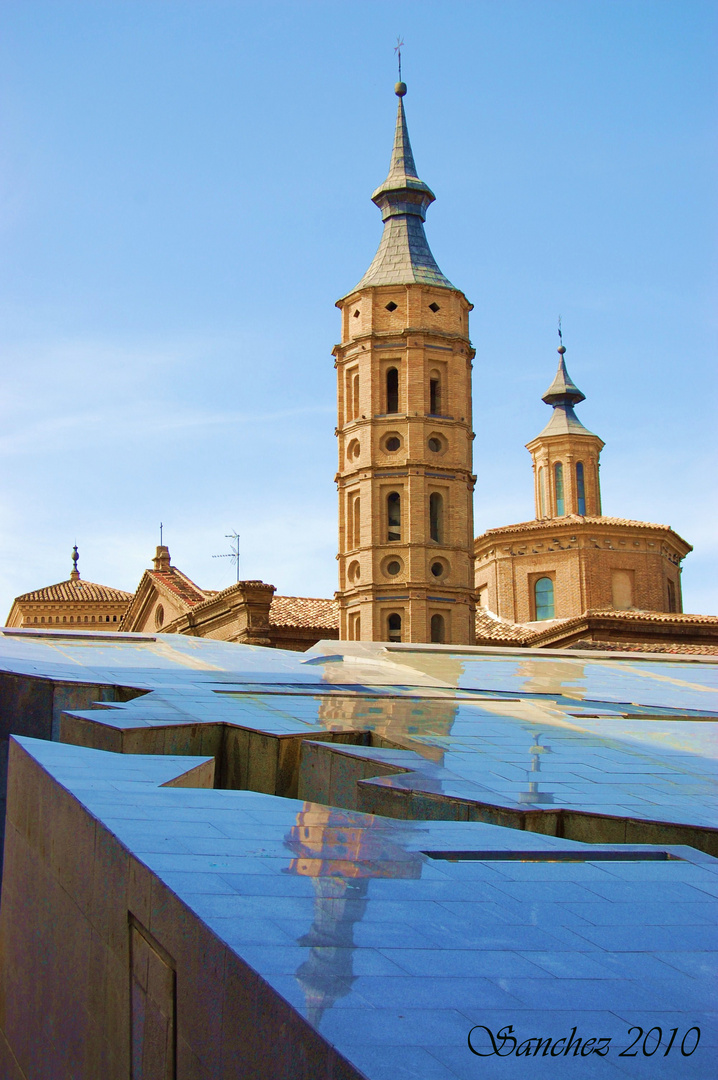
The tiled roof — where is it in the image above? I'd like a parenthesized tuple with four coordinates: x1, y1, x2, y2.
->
(270, 596, 339, 630)
(474, 609, 536, 644)
(185, 581, 273, 617)
(478, 515, 671, 535)
(475, 516, 690, 543)
(15, 579, 134, 604)
(531, 609, 718, 640)
(476, 607, 718, 650)
(583, 609, 718, 626)
(567, 639, 718, 656)
(148, 569, 208, 608)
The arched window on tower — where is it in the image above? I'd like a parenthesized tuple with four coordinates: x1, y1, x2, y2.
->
(387, 492, 401, 541)
(353, 495, 361, 548)
(576, 462, 586, 515)
(430, 613, 445, 643)
(429, 370, 441, 415)
(534, 577, 555, 620)
(554, 463, 565, 516)
(346, 368, 359, 423)
(386, 367, 399, 413)
(429, 492, 443, 543)
(347, 492, 361, 549)
(387, 612, 402, 642)
(538, 467, 547, 518)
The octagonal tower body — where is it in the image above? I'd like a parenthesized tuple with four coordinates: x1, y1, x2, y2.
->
(334, 84, 476, 644)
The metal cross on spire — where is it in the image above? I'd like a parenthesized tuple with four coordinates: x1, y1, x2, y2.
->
(159, 521, 164, 545)
(558, 315, 563, 347)
(212, 531, 241, 583)
(394, 36, 404, 81)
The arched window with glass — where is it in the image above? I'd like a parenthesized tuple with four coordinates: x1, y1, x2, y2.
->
(576, 462, 586, 515)
(386, 367, 399, 413)
(534, 577, 555, 620)
(554, 463, 565, 516)
(429, 492, 443, 543)
(387, 492, 401, 541)
(387, 612, 402, 642)
(430, 613, 445, 643)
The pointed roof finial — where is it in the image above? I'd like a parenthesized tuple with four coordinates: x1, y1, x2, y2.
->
(542, 320, 586, 407)
(70, 544, 80, 582)
(534, 325, 596, 439)
(394, 36, 405, 86)
(347, 72, 453, 293)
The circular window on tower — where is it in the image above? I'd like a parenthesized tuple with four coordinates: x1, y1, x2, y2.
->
(382, 432, 402, 453)
(430, 559, 449, 579)
(155, 604, 165, 628)
(381, 556, 404, 578)
(428, 433, 447, 454)
(346, 438, 361, 461)
(347, 560, 361, 584)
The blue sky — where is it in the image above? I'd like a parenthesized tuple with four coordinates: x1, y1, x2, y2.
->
(0, 0, 716, 618)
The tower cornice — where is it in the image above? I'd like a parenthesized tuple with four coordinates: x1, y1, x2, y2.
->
(333, 328, 475, 356)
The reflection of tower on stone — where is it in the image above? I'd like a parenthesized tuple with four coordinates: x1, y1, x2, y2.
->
(334, 82, 476, 646)
(284, 805, 423, 1027)
(518, 731, 554, 805)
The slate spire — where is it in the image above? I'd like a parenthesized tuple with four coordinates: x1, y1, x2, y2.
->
(350, 82, 453, 292)
(536, 344, 596, 438)
(542, 346, 586, 407)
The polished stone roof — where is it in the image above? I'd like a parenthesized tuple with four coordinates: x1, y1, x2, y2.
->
(14, 578, 133, 603)
(348, 86, 454, 294)
(1, 628, 715, 831)
(12, 665, 718, 1077)
(2, 629, 716, 1073)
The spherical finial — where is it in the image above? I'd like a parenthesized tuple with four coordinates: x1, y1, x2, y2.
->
(395, 81, 407, 97)
(557, 345, 566, 355)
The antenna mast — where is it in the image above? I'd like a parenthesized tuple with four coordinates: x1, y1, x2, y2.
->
(212, 531, 241, 583)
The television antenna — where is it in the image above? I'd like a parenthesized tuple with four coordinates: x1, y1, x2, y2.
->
(212, 531, 241, 583)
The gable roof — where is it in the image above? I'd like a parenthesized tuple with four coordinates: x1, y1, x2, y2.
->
(146, 568, 208, 608)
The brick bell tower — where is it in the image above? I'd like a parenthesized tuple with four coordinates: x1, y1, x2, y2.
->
(525, 341, 605, 521)
(334, 81, 476, 645)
